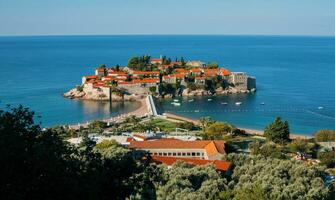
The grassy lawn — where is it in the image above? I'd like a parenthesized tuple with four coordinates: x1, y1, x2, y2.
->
(149, 119, 181, 132)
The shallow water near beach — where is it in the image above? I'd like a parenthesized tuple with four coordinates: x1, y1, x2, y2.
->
(0, 35, 335, 135)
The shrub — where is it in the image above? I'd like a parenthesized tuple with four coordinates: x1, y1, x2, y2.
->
(315, 130, 335, 142)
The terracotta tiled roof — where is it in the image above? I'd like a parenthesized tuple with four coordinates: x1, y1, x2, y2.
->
(170, 61, 182, 65)
(108, 72, 128, 76)
(151, 156, 231, 171)
(170, 73, 185, 78)
(129, 138, 226, 157)
(175, 68, 189, 73)
(85, 75, 98, 79)
(132, 71, 160, 75)
(151, 58, 163, 62)
(220, 68, 231, 76)
(118, 78, 159, 85)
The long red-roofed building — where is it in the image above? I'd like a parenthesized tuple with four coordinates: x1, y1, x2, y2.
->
(129, 138, 226, 160)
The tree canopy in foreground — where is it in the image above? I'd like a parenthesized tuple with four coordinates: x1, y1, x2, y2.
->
(0, 106, 333, 200)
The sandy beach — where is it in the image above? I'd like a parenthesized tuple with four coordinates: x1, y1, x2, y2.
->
(163, 112, 312, 139)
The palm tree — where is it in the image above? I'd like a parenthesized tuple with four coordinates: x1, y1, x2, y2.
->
(199, 116, 211, 134)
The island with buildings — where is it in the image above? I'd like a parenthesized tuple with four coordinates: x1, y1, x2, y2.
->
(64, 55, 256, 101)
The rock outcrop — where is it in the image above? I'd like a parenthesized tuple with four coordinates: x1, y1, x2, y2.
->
(63, 87, 137, 101)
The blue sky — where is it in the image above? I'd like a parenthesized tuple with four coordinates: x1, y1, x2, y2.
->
(0, 0, 334, 36)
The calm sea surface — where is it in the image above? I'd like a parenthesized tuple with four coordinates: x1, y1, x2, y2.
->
(0, 35, 335, 135)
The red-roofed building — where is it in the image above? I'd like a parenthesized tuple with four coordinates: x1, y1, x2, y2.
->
(162, 74, 185, 84)
(175, 68, 190, 74)
(151, 156, 231, 172)
(151, 58, 163, 65)
(132, 71, 160, 78)
(95, 67, 106, 76)
(82, 75, 98, 84)
(129, 138, 226, 160)
(108, 71, 128, 77)
(189, 68, 202, 75)
(203, 69, 220, 77)
(219, 68, 231, 76)
(170, 61, 183, 66)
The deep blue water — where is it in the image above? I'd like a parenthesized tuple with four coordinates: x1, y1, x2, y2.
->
(0, 35, 335, 135)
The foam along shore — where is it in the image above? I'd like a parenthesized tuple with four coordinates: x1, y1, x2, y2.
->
(163, 112, 312, 140)
(68, 97, 149, 130)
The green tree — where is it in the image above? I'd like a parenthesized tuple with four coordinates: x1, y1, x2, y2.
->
(199, 116, 212, 134)
(264, 117, 290, 144)
(149, 86, 157, 94)
(204, 122, 235, 140)
(287, 139, 316, 154)
(315, 130, 335, 142)
(318, 150, 335, 168)
(207, 62, 219, 69)
(156, 161, 227, 200)
(224, 153, 331, 200)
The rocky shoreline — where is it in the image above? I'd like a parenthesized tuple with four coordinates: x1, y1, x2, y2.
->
(181, 86, 255, 97)
(63, 87, 138, 101)
(64, 86, 256, 101)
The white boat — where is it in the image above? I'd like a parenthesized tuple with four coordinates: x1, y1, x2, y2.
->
(318, 106, 324, 110)
(235, 102, 242, 106)
(207, 99, 212, 101)
(173, 102, 181, 106)
(195, 110, 199, 112)
(173, 99, 179, 102)
(188, 99, 194, 102)
(221, 102, 228, 105)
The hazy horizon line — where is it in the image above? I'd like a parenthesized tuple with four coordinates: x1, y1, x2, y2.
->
(1, 33, 335, 38)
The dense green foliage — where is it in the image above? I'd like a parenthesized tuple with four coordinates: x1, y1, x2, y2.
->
(223, 153, 331, 200)
(318, 150, 335, 168)
(0, 106, 155, 199)
(156, 162, 227, 200)
(249, 141, 286, 159)
(0, 106, 333, 199)
(203, 122, 236, 140)
(128, 55, 153, 71)
(207, 62, 219, 69)
(315, 130, 335, 142)
(264, 117, 290, 144)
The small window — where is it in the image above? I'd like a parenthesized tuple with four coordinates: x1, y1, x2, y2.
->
(173, 153, 176, 156)
(158, 153, 162, 156)
(196, 153, 200, 156)
(177, 153, 181, 156)
(163, 153, 167, 156)
(168, 153, 171, 156)
(187, 153, 190, 156)
(182, 153, 186, 156)
(192, 152, 196, 156)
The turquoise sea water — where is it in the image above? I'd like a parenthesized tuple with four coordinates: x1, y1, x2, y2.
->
(0, 35, 335, 135)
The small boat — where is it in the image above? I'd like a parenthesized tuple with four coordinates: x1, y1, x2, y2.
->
(207, 99, 212, 101)
(235, 102, 242, 106)
(260, 102, 265, 105)
(188, 99, 194, 102)
(173, 102, 181, 106)
(221, 102, 228, 105)
(195, 110, 199, 112)
(173, 99, 179, 102)
(318, 106, 324, 110)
